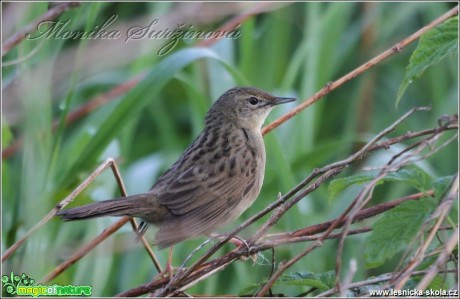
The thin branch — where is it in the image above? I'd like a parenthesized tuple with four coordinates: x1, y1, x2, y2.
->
(315, 269, 457, 297)
(3, 158, 163, 278)
(2, 2, 80, 56)
(1, 74, 145, 159)
(388, 133, 457, 290)
(257, 110, 456, 296)
(258, 227, 373, 252)
(253, 107, 431, 246)
(115, 187, 450, 297)
(261, 6, 459, 135)
(1, 3, 276, 159)
(416, 229, 459, 290)
(108, 160, 163, 273)
(392, 174, 459, 290)
(2, 158, 115, 262)
(3, 7, 458, 296)
(286, 190, 434, 238)
(154, 107, 452, 296)
(42, 216, 131, 283)
(258, 176, 376, 296)
(3, 6, 457, 160)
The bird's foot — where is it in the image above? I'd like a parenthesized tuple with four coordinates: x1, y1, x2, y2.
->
(209, 233, 255, 261)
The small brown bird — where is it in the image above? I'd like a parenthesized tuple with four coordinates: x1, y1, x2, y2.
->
(57, 87, 295, 248)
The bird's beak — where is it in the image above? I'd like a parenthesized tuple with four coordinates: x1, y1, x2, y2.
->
(272, 96, 296, 106)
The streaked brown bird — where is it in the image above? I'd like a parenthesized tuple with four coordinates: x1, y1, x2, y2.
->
(57, 87, 295, 248)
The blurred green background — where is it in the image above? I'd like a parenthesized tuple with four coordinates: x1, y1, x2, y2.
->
(2, 2, 458, 296)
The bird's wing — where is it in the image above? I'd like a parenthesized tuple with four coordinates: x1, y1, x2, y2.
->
(154, 138, 260, 248)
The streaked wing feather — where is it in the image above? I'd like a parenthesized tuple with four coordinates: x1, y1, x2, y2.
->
(155, 199, 230, 248)
(154, 128, 259, 247)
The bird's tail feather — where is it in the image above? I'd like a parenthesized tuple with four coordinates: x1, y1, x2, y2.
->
(56, 194, 150, 221)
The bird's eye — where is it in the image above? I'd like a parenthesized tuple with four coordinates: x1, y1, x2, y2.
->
(248, 97, 259, 105)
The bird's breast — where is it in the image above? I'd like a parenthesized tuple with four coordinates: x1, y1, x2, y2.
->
(224, 128, 266, 222)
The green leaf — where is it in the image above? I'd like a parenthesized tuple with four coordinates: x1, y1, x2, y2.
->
(384, 165, 433, 192)
(396, 16, 458, 106)
(432, 175, 455, 200)
(239, 271, 335, 295)
(277, 271, 336, 290)
(426, 275, 448, 291)
(328, 174, 376, 200)
(407, 274, 448, 292)
(328, 165, 432, 200)
(365, 197, 437, 268)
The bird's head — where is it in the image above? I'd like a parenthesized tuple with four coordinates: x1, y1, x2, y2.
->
(206, 87, 296, 131)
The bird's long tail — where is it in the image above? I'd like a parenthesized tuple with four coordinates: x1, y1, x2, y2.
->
(56, 194, 151, 221)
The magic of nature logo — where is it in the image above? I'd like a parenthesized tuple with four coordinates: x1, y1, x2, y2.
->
(2, 271, 92, 297)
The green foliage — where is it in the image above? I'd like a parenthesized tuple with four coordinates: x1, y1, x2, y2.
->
(328, 174, 380, 200)
(1, 120, 12, 147)
(364, 197, 437, 268)
(240, 271, 335, 295)
(364, 172, 455, 268)
(2, 2, 457, 296)
(328, 165, 433, 200)
(432, 175, 456, 199)
(397, 16, 458, 106)
(63, 48, 233, 181)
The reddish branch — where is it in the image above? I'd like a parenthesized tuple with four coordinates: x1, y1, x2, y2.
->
(115, 190, 435, 297)
(3, 6, 457, 160)
(2, 2, 80, 56)
(2, 5, 458, 297)
(1, 2, 275, 159)
(118, 114, 456, 297)
(261, 6, 459, 135)
(289, 190, 434, 238)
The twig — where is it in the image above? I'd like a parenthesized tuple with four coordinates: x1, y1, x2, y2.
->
(392, 174, 458, 290)
(262, 227, 373, 248)
(2, 158, 114, 262)
(269, 247, 275, 297)
(257, 107, 452, 296)
(115, 191, 452, 297)
(1, 3, 275, 160)
(2, 2, 80, 56)
(261, 6, 459, 135)
(42, 216, 131, 283)
(4, 6, 457, 160)
(108, 160, 163, 273)
(416, 229, 459, 290)
(335, 174, 384, 293)
(384, 131, 458, 289)
(3, 158, 163, 277)
(287, 190, 434, 238)
(258, 106, 429, 244)
(155, 107, 447, 296)
(1, 74, 145, 159)
(315, 269, 457, 297)
(332, 129, 442, 292)
(256, 177, 378, 295)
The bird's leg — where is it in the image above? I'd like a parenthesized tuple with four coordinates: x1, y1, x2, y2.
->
(167, 246, 174, 281)
(152, 246, 175, 282)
